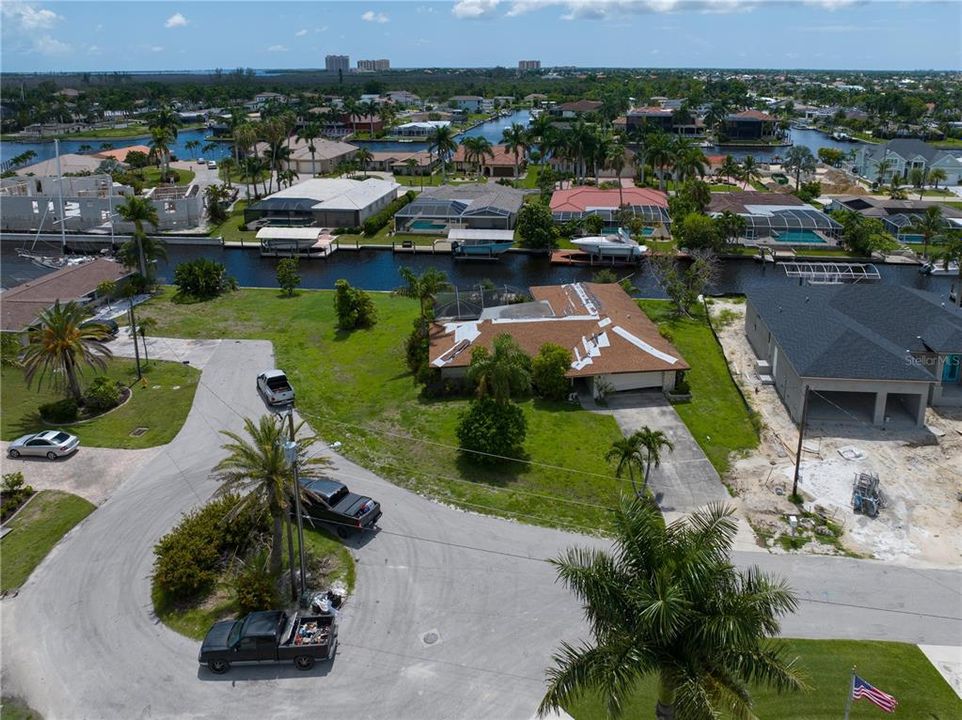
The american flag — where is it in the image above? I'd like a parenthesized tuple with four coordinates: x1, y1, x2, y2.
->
(852, 675, 899, 713)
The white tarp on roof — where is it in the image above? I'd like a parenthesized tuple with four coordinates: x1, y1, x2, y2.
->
(612, 326, 678, 364)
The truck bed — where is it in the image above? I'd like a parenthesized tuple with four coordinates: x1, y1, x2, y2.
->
(278, 614, 336, 659)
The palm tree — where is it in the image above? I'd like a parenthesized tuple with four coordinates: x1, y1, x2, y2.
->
(149, 126, 173, 182)
(740, 155, 760, 187)
(218, 156, 237, 189)
(783, 145, 816, 191)
(21, 300, 113, 403)
(540, 499, 805, 720)
(907, 205, 946, 259)
(645, 132, 674, 190)
(78, 144, 93, 154)
(875, 157, 893, 186)
(297, 122, 322, 177)
(909, 167, 927, 200)
(719, 154, 740, 185)
(148, 104, 179, 179)
(429, 124, 458, 183)
(396, 266, 449, 319)
(468, 333, 531, 402)
(704, 101, 730, 136)
(605, 140, 627, 208)
(929, 167, 947, 192)
(462, 136, 493, 177)
(605, 434, 646, 498)
(213, 415, 324, 577)
(361, 100, 379, 136)
(116, 195, 162, 278)
(354, 147, 373, 178)
(137, 316, 158, 365)
(635, 427, 674, 487)
(672, 141, 708, 184)
(184, 139, 200, 160)
(501, 122, 529, 179)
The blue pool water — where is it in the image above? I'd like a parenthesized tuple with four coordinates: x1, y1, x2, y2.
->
(774, 230, 827, 244)
(900, 234, 924, 244)
(409, 219, 447, 231)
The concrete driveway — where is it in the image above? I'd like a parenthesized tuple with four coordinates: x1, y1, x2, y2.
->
(2, 343, 960, 720)
(598, 391, 730, 512)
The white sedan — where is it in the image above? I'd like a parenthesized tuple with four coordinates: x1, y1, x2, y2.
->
(8, 430, 80, 460)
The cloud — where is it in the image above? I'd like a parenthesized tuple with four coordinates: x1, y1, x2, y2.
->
(34, 33, 70, 54)
(452, 0, 501, 19)
(295, 28, 308, 36)
(361, 10, 389, 23)
(150, 45, 164, 52)
(2, 2, 62, 30)
(268, 44, 289, 52)
(87, 44, 101, 55)
(804, 0, 860, 9)
(164, 12, 188, 28)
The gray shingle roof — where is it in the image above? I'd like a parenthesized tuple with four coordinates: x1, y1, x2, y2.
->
(747, 284, 962, 382)
(865, 139, 949, 165)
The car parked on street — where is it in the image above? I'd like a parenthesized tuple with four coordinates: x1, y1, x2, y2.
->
(8, 430, 80, 460)
(207, 160, 217, 170)
(298, 476, 381, 538)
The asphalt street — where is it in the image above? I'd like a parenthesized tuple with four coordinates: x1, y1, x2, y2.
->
(2, 339, 960, 720)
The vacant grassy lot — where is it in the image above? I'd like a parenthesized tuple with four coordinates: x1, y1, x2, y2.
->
(0, 490, 95, 592)
(565, 639, 961, 720)
(1, 359, 199, 449)
(208, 200, 257, 244)
(141, 287, 626, 531)
(638, 300, 759, 475)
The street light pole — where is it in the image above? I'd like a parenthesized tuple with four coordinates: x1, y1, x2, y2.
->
(284, 410, 308, 601)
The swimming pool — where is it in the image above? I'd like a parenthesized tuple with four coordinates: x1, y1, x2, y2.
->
(774, 230, 827, 244)
(899, 234, 924, 244)
(408, 219, 448, 231)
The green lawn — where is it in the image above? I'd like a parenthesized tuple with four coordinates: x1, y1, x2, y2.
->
(638, 300, 759, 475)
(1, 358, 199, 449)
(709, 183, 740, 191)
(154, 523, 354, 640)
(934, 138, 962, 149)
(944, 201, 962, 210)
(209, 200, 257, 244)
(140, 288, 626, 532)
(565, 639, 961, 720)
(518, 164, 543, 189)
(141, 167, 195, 187)
(0, 696, 42, 720)
(394, 174, 444, 187)
(0, 490, 95, 592)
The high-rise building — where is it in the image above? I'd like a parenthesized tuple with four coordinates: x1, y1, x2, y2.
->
(325, 55, 350, 73)
(357, 59, 390, 72)
(518, 60, 541, 71)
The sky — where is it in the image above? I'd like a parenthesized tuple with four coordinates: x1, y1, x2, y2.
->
(1, 0, 960, 73)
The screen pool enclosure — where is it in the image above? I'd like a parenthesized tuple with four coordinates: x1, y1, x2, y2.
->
(781, 262, 881, 285)
(741, 208, 842, 241)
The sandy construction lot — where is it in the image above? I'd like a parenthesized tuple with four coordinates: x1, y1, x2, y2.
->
(709, 299, 962, 567)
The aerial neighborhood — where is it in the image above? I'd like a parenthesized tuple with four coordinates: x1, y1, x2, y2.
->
(0, 2, 960, 720)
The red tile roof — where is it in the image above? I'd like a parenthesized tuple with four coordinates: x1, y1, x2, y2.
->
(428, 283, 688, 378)
(628, 106, 674, 116)
(452, 144, 520, 167)
(729, 109, 776, 122)
(556, 100, 603, 113)
(549, 186, 668, 212)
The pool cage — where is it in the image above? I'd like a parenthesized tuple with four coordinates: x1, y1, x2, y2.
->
(434, 284, 529, 321)
(740, 209, 842, 242)
(552, 205, 672, 226)
(781, 262, 881, 285)
(394, 199, 469, 233)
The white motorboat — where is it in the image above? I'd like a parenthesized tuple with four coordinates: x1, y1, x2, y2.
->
(571, 227, 646, 258)
(919, 260, 960, 276)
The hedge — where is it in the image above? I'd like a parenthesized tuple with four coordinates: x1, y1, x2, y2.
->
(363, 190, 416, 237)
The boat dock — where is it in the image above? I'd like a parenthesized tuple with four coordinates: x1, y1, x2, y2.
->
(550, 249, 644, 267)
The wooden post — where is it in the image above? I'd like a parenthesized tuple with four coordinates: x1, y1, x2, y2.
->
(792, 385, 809, 498)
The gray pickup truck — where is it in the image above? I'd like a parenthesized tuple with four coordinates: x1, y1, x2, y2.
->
(198, 609, 337, 674)
(256, 369, 295, 406)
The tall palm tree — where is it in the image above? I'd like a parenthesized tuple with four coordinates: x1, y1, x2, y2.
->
(297, 122, 322, 177)
(929, 167, 947, 192)
(740, 155, 760, 187)
(672, 142, 708, 184)
(875, 157, 893, 186)
(149, 126, 173, 182)
(468, 333, 531, 402)
(184, 139, 201, 160)
(354, 147, 373, 177)
(501, 122, 529, 180)
(429, 124, 458, 183)
(404, 157, 422, 190)
(218, 156, 237, 189)
(137, 316, 158, 365)
(635, 427, 674, 487)
(907, 205, 946, 259)
(539, 499, 805, 720)
(909, 167, 927, 200)
(605, 434, 646, 497)
(213, 415, 325, 577)
(148, 104, 179, 179)
(116, 195, 162, 278)
(21, 300, 113, 403)
(361, 100, 379, 136)
(605, 139, 627, 208)
(783, 145, 816, 191)
(645, 132, 674, 191)
(462, 136, 493, 177)
(396, 266, 449, 319)
(719, 154, 740, 185)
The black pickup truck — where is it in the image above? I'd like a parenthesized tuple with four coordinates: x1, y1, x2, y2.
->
(298, 476, 382, 538)
(198, 610, 337, 674)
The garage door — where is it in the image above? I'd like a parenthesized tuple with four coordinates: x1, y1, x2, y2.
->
(607, 372, 664, 391)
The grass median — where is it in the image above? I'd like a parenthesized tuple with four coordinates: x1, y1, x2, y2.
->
(0, 490, 95, 592)
(140, 287, 626, 532)
(1, 358, 199, 449)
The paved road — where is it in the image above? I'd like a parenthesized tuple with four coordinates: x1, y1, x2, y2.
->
(2, 340, 960, 720)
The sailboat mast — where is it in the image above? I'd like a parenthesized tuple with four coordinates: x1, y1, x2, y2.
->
(55, 138, 66, 252)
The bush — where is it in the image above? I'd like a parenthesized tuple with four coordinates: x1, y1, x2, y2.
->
(334, 279, 377, 330)
(532, 343, 573, 401)
(1, 471, 35, 521)
(39, 398, 78, 423)
(1, 332, 22, 367)
(234, 555, 279, 614)
(83, 375, 122, 413)
(456, 398, 527, 464)
(173, 258, 236, 300)
(276, 258, 301, 297)
(517, 202, 559, 250)
(362, 190, 415, 236)
(583, 214, 605, 234)
(405, 316, 431, 381)
(153, 494, 268, 600)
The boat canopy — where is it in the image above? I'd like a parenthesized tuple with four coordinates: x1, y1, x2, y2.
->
(255, 227, 324, 241)
(448, 229, 515, 243)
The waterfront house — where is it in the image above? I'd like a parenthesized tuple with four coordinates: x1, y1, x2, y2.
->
(368, 151, 435, 176)
(244, 177, 400, 228)
(746, 284, 962, 428)
(722, 110, 778, 141)
(452, 144, 525, 179)
(448, 96, 484, 112)
(855, 139, 962, 185)
(253, 138, 358, 175)
(549, 187, 670, 230)
(707, 191, 841, 245)
(825, 196, 962, 240)
(429, 282, 689, 399)
(395, 120, 451, 138)
(549, 100, 603, 120)
(393, 184, 526, 233)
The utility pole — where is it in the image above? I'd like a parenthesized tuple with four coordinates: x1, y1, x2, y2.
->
(284, 409, 308, 601)
(791, 385, 809, 499)
(128, 302, 142, 380)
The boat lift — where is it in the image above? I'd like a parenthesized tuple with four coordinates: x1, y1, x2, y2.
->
(781, 262, 881, 285)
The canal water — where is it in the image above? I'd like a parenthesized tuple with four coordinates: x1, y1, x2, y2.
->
(2, 241, 954, 301)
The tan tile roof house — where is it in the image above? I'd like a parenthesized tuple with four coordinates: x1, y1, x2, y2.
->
(1, 258, 131, 332)
(429, 282, 688, 397)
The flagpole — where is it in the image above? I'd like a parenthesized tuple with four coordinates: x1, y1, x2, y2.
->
(843, 666, 856, 720)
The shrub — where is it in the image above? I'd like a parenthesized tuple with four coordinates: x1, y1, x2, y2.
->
(173, 258, 236, 300)
(276, 258, 301, 297)
(517, 202, 559, 250)
(334, 279, 377, 330)
(456, 397, 527, 464)
(591, 268, 619, 284)
(532, 343, 573, 401)
(1, 332, 22, 367)
(362, 190, 415, 236)
(234, 555, 279, 614)
(405, 316, 431, 380)
(583, 214, 605, 234)
(674, 371, 691, 395)
(1, 472, 35, 521)
(83, 375, 122, 413)
(39, 398, 78, 423)
(153, 494, 268, 600)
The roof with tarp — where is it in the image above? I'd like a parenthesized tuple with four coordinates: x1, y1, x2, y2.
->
(552, 205, 671, 224)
